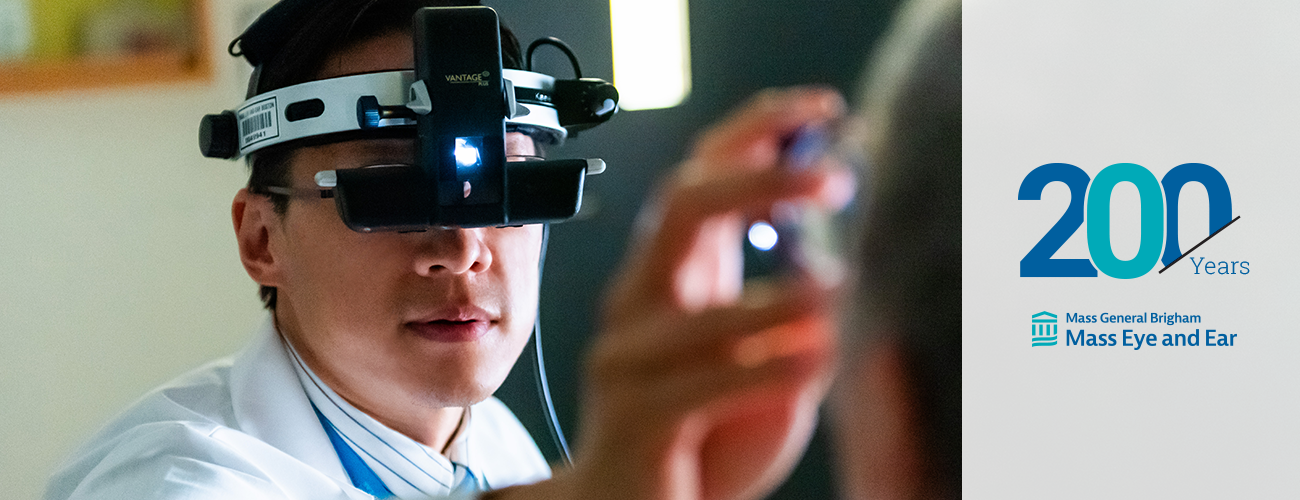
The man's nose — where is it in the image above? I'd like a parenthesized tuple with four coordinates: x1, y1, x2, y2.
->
(414, 228, 492, 275)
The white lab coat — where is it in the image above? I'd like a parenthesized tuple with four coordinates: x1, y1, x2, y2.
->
(44, 318, 551, 500)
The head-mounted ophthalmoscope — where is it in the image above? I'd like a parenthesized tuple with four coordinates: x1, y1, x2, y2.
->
(198, 6, 618, 231)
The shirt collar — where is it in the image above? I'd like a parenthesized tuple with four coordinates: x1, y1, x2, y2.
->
(282, 333, 480, 498)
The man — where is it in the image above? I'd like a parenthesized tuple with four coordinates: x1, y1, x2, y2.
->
(45, 0, 848, 499)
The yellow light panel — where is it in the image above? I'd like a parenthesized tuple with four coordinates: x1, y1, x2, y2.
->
(609, 0, 691, 110)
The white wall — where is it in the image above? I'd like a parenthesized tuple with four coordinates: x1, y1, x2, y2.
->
(0, 1, 273, 497)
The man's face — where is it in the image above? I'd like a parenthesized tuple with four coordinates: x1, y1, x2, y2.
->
(261, 32, 541, 409)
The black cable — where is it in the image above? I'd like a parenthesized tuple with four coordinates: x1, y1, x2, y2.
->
(534, 223, 573, 466)
(525, 37, 583, 79)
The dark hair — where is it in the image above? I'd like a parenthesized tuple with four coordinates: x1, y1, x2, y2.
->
(235, 0, 524, 309)
(846, 0, 961, 496)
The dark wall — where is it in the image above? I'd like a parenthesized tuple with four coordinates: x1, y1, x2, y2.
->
(487, 1, 902, 498)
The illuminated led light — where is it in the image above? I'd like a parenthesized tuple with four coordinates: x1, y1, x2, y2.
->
(748, 221, 779, 251)
(610, 0, 691, 110)
(455, 137, 481, 168)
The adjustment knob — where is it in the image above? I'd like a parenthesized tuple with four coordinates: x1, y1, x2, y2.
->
(199, 111, 239, 159)
(555, 78, 619, 132)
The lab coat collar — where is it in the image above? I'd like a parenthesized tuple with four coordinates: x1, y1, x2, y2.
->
(229, 317, 351, 485)
(228, 315, 548, 496)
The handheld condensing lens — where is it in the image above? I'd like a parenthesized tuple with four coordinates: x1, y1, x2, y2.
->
(743, 124, 858, 282)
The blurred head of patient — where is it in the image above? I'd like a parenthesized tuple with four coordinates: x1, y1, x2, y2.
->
(833, 0, 962, 498)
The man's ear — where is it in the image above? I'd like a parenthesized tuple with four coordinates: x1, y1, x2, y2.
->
(232, 188, 284, 288)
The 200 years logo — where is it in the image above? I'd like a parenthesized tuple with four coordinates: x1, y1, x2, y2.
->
(1018, 162, 1241, 279)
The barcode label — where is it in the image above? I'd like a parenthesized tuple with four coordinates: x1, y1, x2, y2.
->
(242, 113, 272, 132)
(237, 97, 279, 148)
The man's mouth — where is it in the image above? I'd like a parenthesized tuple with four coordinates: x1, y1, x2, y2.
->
(406, 319, 489, 342)
(405, 307, 494, 342)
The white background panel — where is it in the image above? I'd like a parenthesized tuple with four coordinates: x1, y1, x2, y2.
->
(965, 0, 1300, 497)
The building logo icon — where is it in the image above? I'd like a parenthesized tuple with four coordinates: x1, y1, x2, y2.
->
(1031, 311, 1058, 346)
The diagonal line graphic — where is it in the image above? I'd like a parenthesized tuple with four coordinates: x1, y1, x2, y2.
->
(1158, 215, 1241, 274)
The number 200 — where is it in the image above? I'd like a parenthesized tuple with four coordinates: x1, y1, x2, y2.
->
(1018, 163, 1232, 279)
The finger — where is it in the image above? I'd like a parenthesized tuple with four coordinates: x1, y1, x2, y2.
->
(731, 316, 834, 369)
(690, 87, 846, 168)
(620, 304, 832, 378)
(613, 164, 849, 311)
(806, 157, 858, 212)
(697, 382, 826, 500)
(638, 334, 835, 419)
(661, 162, 844, 223)
(592, 278, 837, 377)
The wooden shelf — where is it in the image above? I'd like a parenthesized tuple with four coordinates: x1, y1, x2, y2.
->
(0, 0, 211, 96)
(0, 50, 209, 94)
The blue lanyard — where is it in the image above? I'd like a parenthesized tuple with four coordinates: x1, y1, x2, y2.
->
(313, 404, 395, 499)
